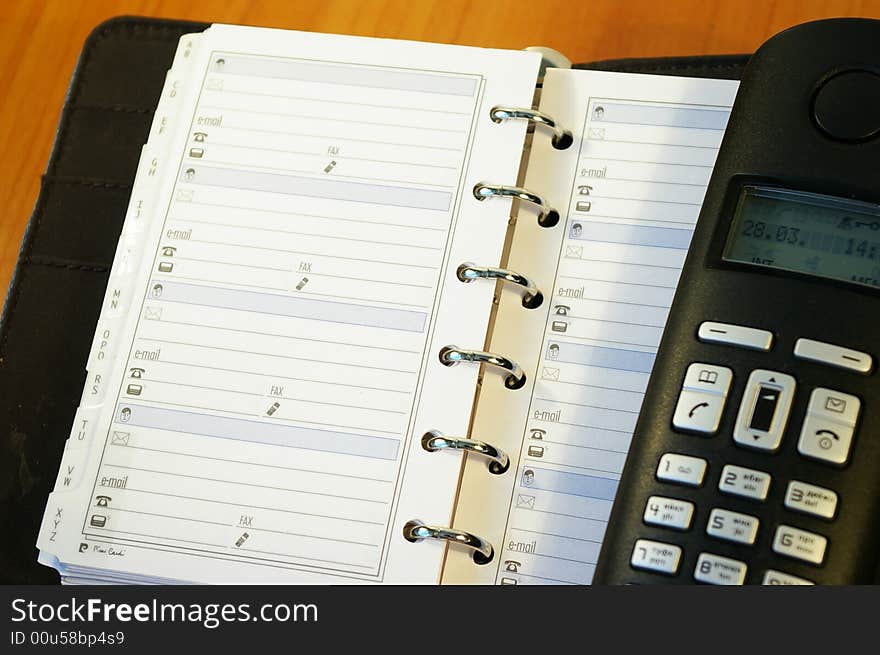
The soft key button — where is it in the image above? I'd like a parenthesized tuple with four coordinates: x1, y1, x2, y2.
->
(698, 321, 773, 351)
(672, 363, 733, 434)
(793, 338, 872, 374)
(733, 369, 796, 452)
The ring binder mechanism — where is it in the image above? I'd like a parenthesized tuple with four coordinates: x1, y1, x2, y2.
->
(421, 430, 510, 474)
(457, 262, 543, 308)
(472, 183, 560, 228)
(489, 105, 574, 149)
(439, 345, 526, 389)
(402, 520, 494, 564)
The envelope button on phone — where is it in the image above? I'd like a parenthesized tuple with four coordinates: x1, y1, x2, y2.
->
(806, 387, 860, 426)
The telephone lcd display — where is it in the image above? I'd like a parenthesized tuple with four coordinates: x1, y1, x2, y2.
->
(723, 186, 880, 289)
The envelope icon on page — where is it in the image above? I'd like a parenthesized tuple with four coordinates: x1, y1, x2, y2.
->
(144, 307, 162, 321)
(588, 127, 605, 139)
(565, 245, 583, 259)
(542, 367, 560, 381)
(111, 431, 130, 446)
(516, 494, 536, 510)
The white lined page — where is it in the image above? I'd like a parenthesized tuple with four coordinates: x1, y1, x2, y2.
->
(38, 25, 540, 584)
(444, 70, 738, 585)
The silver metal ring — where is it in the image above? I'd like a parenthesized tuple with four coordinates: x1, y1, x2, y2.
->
(472, 183, 560, 228)
(421, 430, 510, 474)
(439, 345, 526, 389)
(490, 105, 574, 149)
(457, 262, 543, 308)
(402, 520, 494, 564)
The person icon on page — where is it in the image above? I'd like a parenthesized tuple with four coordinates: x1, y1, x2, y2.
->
(522, 469, 535, 487)
(183, 168, 196, 182)
(548, 343, 560, 360)
(593, 105, 605, 121)
(119, 407, 131, 423)
(571, 223, 583, 238)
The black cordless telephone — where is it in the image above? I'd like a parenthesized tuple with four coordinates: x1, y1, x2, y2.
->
(593, 18, 880, 585)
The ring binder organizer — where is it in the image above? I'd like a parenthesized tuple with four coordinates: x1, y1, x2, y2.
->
(489, 105, 574, 149)
(457, 262, 543, 308)
(402, 520, 494, 564)
(421, 430, 510, 474)
(438, 345, 526, 389)
(472, 183, 560, 228)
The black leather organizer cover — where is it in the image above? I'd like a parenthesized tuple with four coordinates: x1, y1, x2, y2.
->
(0, 15, 749, 583)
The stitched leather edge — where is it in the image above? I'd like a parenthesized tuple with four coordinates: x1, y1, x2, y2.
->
(0, 16, 207, 359)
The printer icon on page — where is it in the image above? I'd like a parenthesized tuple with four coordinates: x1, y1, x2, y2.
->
(542, 367, 560, 381)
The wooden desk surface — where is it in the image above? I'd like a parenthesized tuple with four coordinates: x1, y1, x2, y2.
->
(2, 0, 879, 300)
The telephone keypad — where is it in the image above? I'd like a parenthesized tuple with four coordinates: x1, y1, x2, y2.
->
(783, 480, 838, 519)
(656, 453, 707, 487)
(694, 552, 748, 585)
(630, 539, 682, 575)
(630, 338, 869, 582)
(643, 496, 695, 531)
(718, 464, 771, 501)
(706, 508, 760, 545)
(772, 525, 827, 565)
(761, 570, 814, 585)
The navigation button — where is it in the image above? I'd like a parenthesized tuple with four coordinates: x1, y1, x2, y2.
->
(733, 370, 795, 452)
